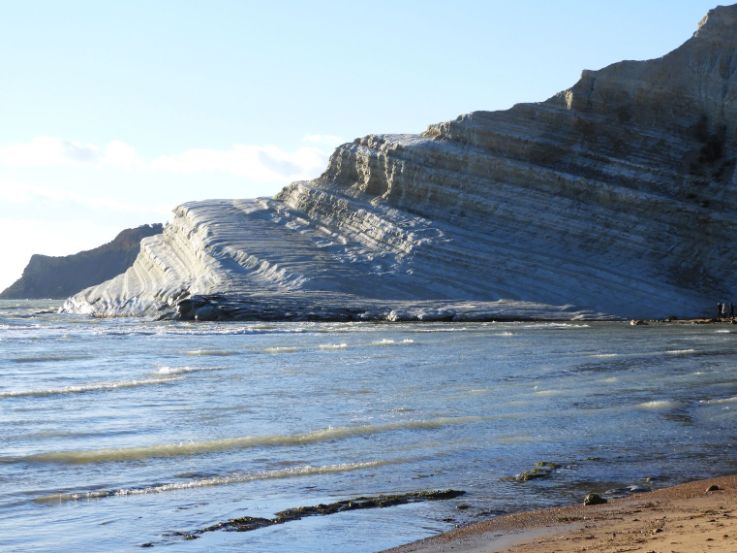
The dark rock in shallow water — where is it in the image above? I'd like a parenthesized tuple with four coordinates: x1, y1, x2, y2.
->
(273, 489, 465, 523)
(204, 516, 274, 533)
(508, 461, 562, 482)
(186, 489, 465, 538)
(1, 224, 162, 299)
(583, 493, 608, 506)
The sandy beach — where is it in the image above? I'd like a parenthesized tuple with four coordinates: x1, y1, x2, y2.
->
(384, 475, 737, 553)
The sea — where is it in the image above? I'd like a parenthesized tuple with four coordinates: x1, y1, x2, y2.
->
(2, 299, 737, 552)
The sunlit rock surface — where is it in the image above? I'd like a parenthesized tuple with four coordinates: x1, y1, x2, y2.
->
(64, 6, 737, 320)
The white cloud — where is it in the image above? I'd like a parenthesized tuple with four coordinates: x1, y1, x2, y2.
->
(0, 133, 344, 292)
(0, 136, 103, 166)
(301, 134, 344, 146)
(0, 180, 170, 217)
(103, 140, 143, 168)
(149, 143, 327, 182)
(0, 135, 341, 181)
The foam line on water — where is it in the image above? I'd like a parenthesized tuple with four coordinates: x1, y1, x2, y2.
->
(0, 376, 180, 399)
(11, 354, 91, 364)
(368, 338, 415, 346)
(638, 399, 679, 409)
(700, 395, 737, 405)
(35, 459, 403, 503)
(156, 366, 221, 376)
(318, 343, 348, 350)
(184, 350, 240, 357)
(21, 417, 482, 464)
(262, 346, 301, 354)
(665, 349, 696, 355)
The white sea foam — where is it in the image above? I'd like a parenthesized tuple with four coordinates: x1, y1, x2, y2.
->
(0, 376, 180, 399)
(262, 346, 301, 354)
(21, 416, 481, 464)
(35, 459, 399, 503)
(493, 331, 514, 337)
(184, 350, 240, 357)
(156, 366, 221, 376)
(714, 329, 731, 334)
(665, 349, 696, 355)
(318, 343, 348, 350)
(638, 399, 678, 409)
(590, 353, 619, 359)
(533, 389, 563, 397)
(369, 338, 415, 346)
(699, 396, 737, 405)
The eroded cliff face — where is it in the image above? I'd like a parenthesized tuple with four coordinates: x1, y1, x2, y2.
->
(1, 224, 163, 300)
(64, 5, 737, 320)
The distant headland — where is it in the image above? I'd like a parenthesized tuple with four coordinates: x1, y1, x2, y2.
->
(1, 224, 162, 299)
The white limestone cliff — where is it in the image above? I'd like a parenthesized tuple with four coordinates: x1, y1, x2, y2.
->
(63, 5, 737, 321)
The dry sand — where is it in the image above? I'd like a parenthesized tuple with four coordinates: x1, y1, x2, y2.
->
(384, 475, 737, 553)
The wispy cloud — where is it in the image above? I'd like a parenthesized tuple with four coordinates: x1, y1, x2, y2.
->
(149, 143, 328, 181)
(0, 180, 170, 217)
(301, 134, 345, 146)
(0, 135, 344, 181)
(0, 133, 345, 292)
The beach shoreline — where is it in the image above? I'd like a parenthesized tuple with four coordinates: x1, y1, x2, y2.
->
(383, 474, 737, 553)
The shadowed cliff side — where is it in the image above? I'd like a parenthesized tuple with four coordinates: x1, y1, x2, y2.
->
(63, 5, 737, 321)
(1, 224, 163, 299)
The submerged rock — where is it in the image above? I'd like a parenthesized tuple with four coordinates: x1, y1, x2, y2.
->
(186, 489, 465, 538)
(583, 493, 608, 506)
(64, 6, 737, 321)
(508, 461, 562, 482)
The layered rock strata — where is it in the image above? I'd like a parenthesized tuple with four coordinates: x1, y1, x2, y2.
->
(2, 224, 162, 299)
(64, 5, 737, 320)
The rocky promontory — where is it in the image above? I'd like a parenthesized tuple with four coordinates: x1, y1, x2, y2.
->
(64, 5, 737, 321)
(1, 224, 163, 299)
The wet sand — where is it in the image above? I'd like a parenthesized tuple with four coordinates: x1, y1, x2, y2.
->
(384, 475, 737, 553)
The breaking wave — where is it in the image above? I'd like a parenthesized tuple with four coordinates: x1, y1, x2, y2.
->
(638, 399, 679, 410)
(369, 338, 415, 346)
(35, 459, 401, 503)
(156, 366, 221, 376)
(184, 350, 240, 357)
(318, 343, 348, 350)
(20, 416, 481, 464)
(11, 354, 91, 364)
(699, 396, 737, 405)
(0, 376, 180, 399)
(262, 346, 301, 354)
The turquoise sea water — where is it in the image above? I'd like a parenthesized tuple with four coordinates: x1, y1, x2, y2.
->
(2, 299, 737, 552)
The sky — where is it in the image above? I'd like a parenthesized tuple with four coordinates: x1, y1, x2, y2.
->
(0, 0, 722, 291)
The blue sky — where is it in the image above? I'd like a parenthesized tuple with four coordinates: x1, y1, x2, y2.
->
(0, 0, 721, 291)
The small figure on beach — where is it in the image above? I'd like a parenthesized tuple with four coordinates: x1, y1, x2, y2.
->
(731, 303, 734, 318)
(717, 303, 723, 319)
